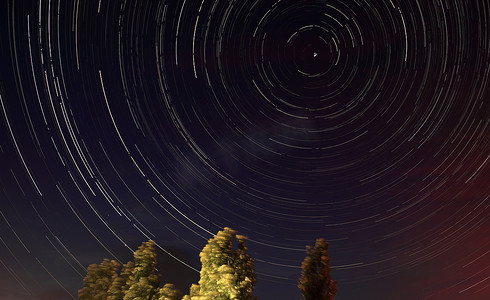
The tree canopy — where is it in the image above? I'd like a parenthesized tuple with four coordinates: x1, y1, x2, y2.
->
(79, 228, 335, 299)
(124, 240, 160, 300)
(79, 240, 180, 300)
(79, 258, 120, 300)
(188, 227, 256, 300)
(298, 238, 337, 300)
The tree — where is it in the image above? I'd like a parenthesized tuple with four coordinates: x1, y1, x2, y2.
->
(298, 238, 337, 300)
(80, 240, 182, 300)
(107, 261, 134, 300)
(182, 283, 200, 299)
(231, 234, 256, 299)
(191, 227, 256, 300)
(123, 240, 161, 300)
(152, 283, 182, 300)
(79, 258, 120, 300)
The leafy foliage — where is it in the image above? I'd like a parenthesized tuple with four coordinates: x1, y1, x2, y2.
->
(191, 227, 256, 300)
(153, 283, 183, 300)
(79, 240, 181, 300)
(298, 238, 337, 300)
(79, 258, 120, 300)
(80, 228, 335, 300)
(108, 261, 134, 300)
(124, 240, 160, 300)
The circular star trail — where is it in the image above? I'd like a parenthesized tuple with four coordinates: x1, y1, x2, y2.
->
(0, 0, 489, 299)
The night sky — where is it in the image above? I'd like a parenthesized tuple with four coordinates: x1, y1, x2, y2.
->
(0, 0, 489, 299)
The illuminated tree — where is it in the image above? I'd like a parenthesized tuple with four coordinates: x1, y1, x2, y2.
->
(231, 234, 256, 299)
(107, 261, 134, 300)
(123, 240, 160, 300)
(182, 283, 201, 299)
(191, 227, 256, 300)
(298, 238, 337, 300)
(152, 283, 182, 300)
(79, 258, 120, 300)
(81, 239, 182, 300)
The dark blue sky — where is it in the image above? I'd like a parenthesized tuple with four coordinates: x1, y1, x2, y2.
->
(0, 0, 489, 299)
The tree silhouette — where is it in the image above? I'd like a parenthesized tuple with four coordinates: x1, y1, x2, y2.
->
(298, 238, 337, 300)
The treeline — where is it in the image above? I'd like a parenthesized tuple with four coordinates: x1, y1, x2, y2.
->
(79, 227, 336, 300)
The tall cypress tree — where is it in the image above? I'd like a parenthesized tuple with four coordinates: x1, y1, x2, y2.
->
(298, 238, 337, 300)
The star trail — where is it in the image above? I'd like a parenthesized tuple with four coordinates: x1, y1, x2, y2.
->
(0, 0, 489, 299)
